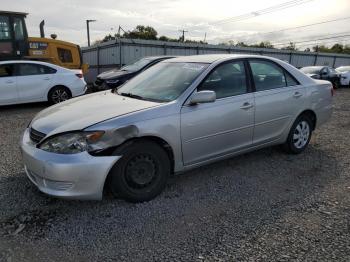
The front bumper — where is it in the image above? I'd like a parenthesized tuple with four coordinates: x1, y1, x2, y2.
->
(340, 77, 349, 86)
(21, 128, 120, 200)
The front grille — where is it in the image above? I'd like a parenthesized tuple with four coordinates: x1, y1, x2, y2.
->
(29, 128, 46, 144)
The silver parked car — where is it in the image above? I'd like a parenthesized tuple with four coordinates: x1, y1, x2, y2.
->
(21, 54, 333, 202)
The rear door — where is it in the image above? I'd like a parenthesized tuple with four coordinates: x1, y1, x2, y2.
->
(15, 63, 55, 102)
(181, 60, 255, 165)
(248, 59, 305, 145)
(0, 64, 18, 105)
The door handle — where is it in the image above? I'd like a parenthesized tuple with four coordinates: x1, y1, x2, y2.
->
(293, 92, 303, 98)
(240, 102, 254, 110)
(43, 77, 50, 80)
(5, 80, 14, 84)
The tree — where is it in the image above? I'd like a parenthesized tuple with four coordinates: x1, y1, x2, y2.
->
(281, 42, 297, 51)
(235, 41, 248, 47)
(124, 25, 158, 40)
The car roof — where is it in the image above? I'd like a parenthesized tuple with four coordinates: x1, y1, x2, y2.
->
(0, 60, 59, 68)
(165, 54, 285, 64)
(144, 55, 176, 60)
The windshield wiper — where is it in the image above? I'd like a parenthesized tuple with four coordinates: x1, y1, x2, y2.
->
(120, 92, 145, 100)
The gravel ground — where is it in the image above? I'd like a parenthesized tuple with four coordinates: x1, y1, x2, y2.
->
(0, 89, 350, 262)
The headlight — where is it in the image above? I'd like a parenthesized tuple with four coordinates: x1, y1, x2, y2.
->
(39, 131, 104, 154)
(106, 79, 120, 84)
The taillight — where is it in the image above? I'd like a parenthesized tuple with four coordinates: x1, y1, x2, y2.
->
(76, 73, 83, 78)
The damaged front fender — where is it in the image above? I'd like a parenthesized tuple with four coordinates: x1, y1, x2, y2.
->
(89, 125, 140, 153)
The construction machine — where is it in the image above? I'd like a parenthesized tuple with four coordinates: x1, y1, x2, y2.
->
(0, 10, 88, 72)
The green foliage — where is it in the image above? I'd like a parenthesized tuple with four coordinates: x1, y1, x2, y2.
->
(98, 25, 206, 44)
(281, 42, 297, 51)
(312, 44, 350, 54)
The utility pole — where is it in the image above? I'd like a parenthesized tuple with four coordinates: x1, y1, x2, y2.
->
(86, 19, 96, 46)
(179, 29, 188, 42)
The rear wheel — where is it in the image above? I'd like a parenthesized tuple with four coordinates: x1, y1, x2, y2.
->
(282, 115, 313, 154)
(108, 140, 170, 203)
(48, 86, 71, 104)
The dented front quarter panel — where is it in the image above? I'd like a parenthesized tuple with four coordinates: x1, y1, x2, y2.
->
(84, 101, 184, 172)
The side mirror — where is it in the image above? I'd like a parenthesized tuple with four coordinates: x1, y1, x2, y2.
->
(190, 90, 216, 105)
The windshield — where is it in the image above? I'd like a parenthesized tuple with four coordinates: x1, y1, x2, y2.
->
(300, 67, 322, 74)
(117, 62, 208, 102)
(121, 58, 153, 72)
(336, 66, 350, 73)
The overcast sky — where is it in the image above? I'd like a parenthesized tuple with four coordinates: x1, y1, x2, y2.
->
(5, 0, 350, 48)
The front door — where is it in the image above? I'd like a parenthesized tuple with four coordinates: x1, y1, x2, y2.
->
(0, 64, 17, 105)
(181, 60, 255, 165)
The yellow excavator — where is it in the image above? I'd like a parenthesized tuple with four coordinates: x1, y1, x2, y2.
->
(0, 10, 88, 73)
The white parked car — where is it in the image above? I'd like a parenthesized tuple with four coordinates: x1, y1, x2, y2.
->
(336, 66, 350, 87)
(0, 60, 87, 106)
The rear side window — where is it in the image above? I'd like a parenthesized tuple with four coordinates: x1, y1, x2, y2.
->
(17, 63, 57, 76)
(198, 61, 247, 99)
(57, 48, 73, 63)
(249, 60, 299, 91)
(0, 64, 13, 77)
(249, 60, 286, 91)
(285, 73, 298, 86)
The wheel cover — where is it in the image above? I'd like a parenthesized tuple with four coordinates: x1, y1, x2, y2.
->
(51, 89, 69, 103)
(125, 154, 158, 190)
(293, 120, 310, 149)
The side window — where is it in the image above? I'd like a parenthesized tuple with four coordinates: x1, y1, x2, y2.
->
(198, 61, 247, 99)
(13, 17, 25, 40)
(57, 48, 73, 63)
(42, 66, 57, 74)
(0, 15, 11, 40)
(0, 64, 13, 77)
(249, 60, 287, 91)
(17, 64, 55, 76)
(285, 73, 298, 86)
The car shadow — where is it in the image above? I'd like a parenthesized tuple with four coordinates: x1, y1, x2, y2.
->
(0, 102, 48, 111)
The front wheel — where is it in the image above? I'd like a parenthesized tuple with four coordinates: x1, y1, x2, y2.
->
(282, 115, 313, 154)
(108, 140, 170, 203)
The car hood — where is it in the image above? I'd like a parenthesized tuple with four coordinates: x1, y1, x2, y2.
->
(306, 73, 320, 79)
(30, 91, 161, 136)
(97, 69, 132, 80)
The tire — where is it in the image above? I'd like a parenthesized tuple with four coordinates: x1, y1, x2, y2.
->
(282, 115, 313, 154)
(48, 86, 72, 104)
(108, 140, 170, 203)
(333, 81, 339, 89)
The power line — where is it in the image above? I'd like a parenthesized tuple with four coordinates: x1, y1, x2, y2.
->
(272, 31, 350, 46)
(295, 39, 350, 49)
(210, 0, 314, 26)
(262, 16, 350, 36)
(236, 16, 350, 42)
(272, 34, 350, 47)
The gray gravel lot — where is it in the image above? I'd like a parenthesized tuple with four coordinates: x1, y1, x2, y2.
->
(1, 89, 350, 261)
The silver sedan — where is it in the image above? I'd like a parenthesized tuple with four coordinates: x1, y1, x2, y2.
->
(21, 54, 333, 202)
